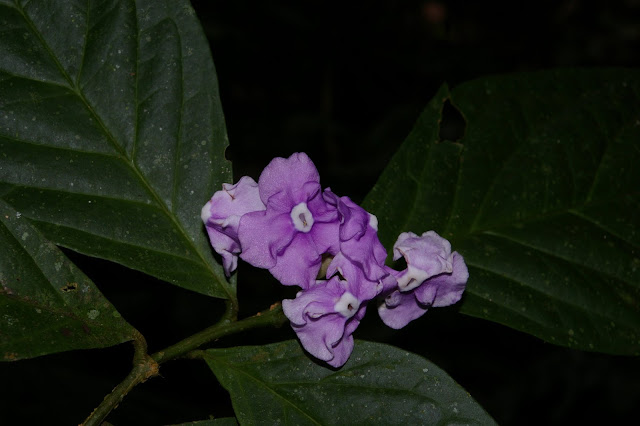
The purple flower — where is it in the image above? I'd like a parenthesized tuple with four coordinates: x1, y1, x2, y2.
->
(238, 153, 340, 288)
(326, 253, 386, 302)
(393, 231, 453, 291)
(202, 151, 471, 367)
(201, 176, 266, 276)
(378, 231, 468, 329)
(282, 276, 367, 368)
(323, 190, 389, 283)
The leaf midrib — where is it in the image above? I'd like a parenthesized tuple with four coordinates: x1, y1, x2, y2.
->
(207, 348, 493, 425)
(207, 355, 322, 425)
(13, 1, 233, 301)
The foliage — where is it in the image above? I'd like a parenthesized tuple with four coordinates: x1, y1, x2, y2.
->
(0, 0, 638, 424)
(364, 73, 640, 355)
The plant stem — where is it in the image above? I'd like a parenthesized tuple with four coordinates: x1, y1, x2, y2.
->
(82, 331, 157, 426)
(152, 303, 286, 364)
(223, 298, 239, 322)
(81, 303, 286, 425)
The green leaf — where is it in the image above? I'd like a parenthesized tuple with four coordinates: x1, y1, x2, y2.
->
(169, 419, 238, 426)
(204, 340, 495, 425)
(0, 0, 233, 299)
(0, 199, 136, 360)
(363, 69, 640, 355)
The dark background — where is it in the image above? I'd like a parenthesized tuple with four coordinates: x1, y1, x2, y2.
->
(2, 1, 640, 424)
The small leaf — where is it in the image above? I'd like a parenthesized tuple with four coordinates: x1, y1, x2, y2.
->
(0, 199, 136, 361)
(204, 340, 495, 425)
(0, 0, 233, 299)
(363, 69, 640, 355)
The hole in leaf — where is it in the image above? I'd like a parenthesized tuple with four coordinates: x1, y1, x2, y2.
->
(60, 282, 78, 292)
(439, 100, 465, 142)
(224, 144, 234, 162)
(60, 248, 227, 350)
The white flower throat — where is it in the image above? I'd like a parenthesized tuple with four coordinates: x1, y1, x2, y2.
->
(291, 202, 314, 232)
(334, 291, 359, 318)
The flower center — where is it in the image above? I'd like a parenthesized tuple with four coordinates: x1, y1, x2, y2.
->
(334, 291, 360, 318)
(290, 202, 314, 232)
(397, 266, 430, 292)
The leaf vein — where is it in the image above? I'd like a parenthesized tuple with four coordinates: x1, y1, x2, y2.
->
(209, 358, 322, 425)
(568, 207, 640, 250)
(482, 230, 636, 287)
(12, 3, 234, 301)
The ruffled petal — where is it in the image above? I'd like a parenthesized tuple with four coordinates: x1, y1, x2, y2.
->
(344, 304, 366, 337)
(380, 266, 402, 294)
(201, 176, 265, 276)
(309, 221, 340, 257)
(309, 189, 340, 223)
(282, 280, 342, 325)
(327, 253, 383, 301)
(341, 221, 388, 282)
(414, 252, 468, 308)
(323, 190, 368, 241)
(306, 190, 340, 255)
(204, 230, 239, 276)
(295, 315, 346, 362)
(282, 278, 351, 362)
(268, 233, 323, 288)
(323, 189, 389, 282)
(238, 210, 294, 270)
(258, 153, 320, 204)
(238, 154, 341, 286)
(203, 176, 264, 223)
(392, 231, 453, 292)
(378, 248, 469, 329)
(327, 333, 355, 368)
(282, 277, 366, 367)
(378, 290, 426, 329)
(394, 231, 452, 275)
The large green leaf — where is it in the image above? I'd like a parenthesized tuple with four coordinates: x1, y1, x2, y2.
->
(0, 199, 136, 360)
(0, 0, 233, 299)
(170, 419, 238, 426)
(204, 340, 495, 425)
(363, 69, 640, 355)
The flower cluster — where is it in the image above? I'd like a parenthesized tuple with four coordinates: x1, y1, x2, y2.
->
(202, 153, 468, 367)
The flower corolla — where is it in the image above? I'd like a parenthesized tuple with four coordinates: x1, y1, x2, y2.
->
(237, 153, 340, 288)
(323, 190, 389, 283)
(282, 276, 367, 368)
(378, 231, 468, 329)
(201, 176, 265, 276)
(201, 153, 468, 367)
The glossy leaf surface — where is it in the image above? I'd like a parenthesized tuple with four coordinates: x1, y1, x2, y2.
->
(205, 340, 495, 425)
(0, 199, 135, 360)
(364, 70, 640, 355)
(170, 419, 238, 426)
(0, 0, 233, 299)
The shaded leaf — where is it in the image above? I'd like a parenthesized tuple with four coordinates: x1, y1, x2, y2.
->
(0, 0, 233, 299)
(0, 199, 136, 360)
(363, 70, 640, 355)
(204, 340, 495, 425)
(169, 419, 238, 426)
